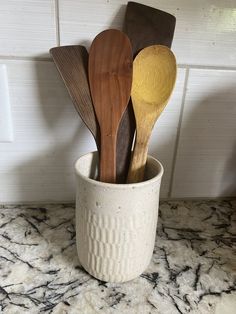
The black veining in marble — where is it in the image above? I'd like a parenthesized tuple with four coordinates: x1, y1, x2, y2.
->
(0, 200, 235, 313)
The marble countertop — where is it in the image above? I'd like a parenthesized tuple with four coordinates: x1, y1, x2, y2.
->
(0, 200, 235, 314)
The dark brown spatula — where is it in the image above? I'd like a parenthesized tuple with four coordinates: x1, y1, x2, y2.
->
(50, 45, 100, 147)
(117, 1, 176, 181)
(89, 29, 133, 183)
(124, 2, 176, 57)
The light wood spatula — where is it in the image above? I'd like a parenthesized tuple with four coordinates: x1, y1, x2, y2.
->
(89, 29, 133, 183)
(127, 45, 177, 183)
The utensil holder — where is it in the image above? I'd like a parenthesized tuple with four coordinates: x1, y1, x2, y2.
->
(75, 152, 163, 282)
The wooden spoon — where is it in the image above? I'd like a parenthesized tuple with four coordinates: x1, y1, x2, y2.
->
(50, 45, 100, 147)
(127, 45, 177, 183)
(89, 29, 132, 183)
(117, 1, 176, 182)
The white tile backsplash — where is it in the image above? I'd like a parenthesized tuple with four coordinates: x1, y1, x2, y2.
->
(59, 0, 126, 48)
(0, 0, 236, 201)
(0, 60, 96, 202)
(0, 61, 186, 201)
(0, 0, 56, 57)
(0, 64, 13, 142)
(149, 68, 186, 197)
(171, 69, 236, 198)
(59, 0, 236, 67)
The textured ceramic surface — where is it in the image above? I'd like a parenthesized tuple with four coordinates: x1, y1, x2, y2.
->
(75, 152, 164, 282)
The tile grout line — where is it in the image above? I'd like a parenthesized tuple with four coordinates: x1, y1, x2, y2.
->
(0, 55, 236, 72)
(168, 66, 190, 198)
(178, 63, 236, 71)
(54, 0, 61, 46)
(0, 56, 52, 62)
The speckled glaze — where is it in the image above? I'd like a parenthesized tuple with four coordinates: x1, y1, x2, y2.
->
(75, 152, 164, 282)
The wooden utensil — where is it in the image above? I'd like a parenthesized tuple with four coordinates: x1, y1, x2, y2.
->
(127, 45, 177, 183)
(89, 29, 133, 183)
(116, 100, 136, 183)
(50, 45, 100, 147)
(124, 2, 176, 56)
(117, 1, 176, 182)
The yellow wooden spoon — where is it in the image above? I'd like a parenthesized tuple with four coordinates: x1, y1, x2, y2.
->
(127, 45, 177, 183)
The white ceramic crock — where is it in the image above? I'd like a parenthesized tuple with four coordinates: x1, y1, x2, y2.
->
(75, 152, 163, 283)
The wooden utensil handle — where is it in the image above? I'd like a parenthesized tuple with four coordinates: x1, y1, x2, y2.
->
(100, 134, 117, 183)
(127, 131, 149, 183)
(116, 102, 135, 183)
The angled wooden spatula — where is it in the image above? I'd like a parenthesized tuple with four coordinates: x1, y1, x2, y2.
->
(89, 29, 133, 183)
(50, 45, 100, 147)
(124, 2, 176, 56)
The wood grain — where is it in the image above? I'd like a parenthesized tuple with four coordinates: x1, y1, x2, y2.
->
(89, 29, 133, 183)
(50, 45, 99, 147)
(116, 103, 135, 182)
(118, 1, 176, 183)
(124, 2, 176, 57)
(127, 45, 177, 183)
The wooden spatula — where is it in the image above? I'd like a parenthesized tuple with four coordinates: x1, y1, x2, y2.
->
(124, 2, 176, 56)
(89, 29, 133, 183)
(117, 1, 176, 182)
(127, 45, 177, 183)
(50, 45, 100, 147)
